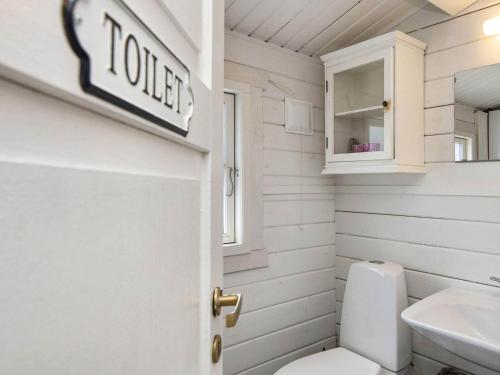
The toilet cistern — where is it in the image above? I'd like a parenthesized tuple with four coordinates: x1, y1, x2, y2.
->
(275, 261, 411, 375)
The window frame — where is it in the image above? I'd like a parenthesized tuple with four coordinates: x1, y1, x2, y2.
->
(454, 134, 474, 161)
(223, 92, 237, 245)
(222, 79, 264, 261)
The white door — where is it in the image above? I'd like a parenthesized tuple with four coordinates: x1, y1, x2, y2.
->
(0, 1, 224, 374)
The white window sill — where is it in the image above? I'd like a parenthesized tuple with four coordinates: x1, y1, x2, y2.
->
(223, 242, 253, 257)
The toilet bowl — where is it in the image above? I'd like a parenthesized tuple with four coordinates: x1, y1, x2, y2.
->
(275, 261, 411, 375)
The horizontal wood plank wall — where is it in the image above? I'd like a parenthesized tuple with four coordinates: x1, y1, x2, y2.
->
(410, 1, 500, 163)
(336, 4, 500, 373)
(223, 31, 336, 375)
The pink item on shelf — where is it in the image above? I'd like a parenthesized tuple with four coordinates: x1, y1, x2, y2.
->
(351, 143, 381, 153)
(365, 143, 381, 152)
(351, 144, 363, 153)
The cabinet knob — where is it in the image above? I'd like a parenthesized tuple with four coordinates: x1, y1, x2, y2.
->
(382, 100, 391, 111)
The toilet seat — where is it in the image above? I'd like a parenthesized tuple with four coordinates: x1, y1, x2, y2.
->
(274, 347, 383, 375)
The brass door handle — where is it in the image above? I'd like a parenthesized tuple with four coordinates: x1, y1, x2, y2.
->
(212, 287, 242, 328)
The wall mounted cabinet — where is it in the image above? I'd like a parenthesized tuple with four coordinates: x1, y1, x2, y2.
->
(321, 31, 426, 174)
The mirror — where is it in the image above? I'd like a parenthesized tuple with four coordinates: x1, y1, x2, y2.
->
(454, 63, 500, 162)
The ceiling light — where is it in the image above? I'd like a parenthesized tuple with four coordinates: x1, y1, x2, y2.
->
(483, 16, 500, 36)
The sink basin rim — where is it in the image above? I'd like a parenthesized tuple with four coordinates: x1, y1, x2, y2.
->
(401, 287, 500, 354)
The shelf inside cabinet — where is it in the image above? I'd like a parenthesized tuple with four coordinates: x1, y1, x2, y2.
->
(335, 105, 384, 119)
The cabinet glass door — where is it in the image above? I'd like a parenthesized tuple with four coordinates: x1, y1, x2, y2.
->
(327, 49, 393, 162)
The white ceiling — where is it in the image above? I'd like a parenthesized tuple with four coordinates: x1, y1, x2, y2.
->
(224, 0, 429, 57)
(455, 63, 500, 111)
(426, 0, 479, 15)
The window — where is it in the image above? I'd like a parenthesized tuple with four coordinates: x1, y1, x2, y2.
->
(454, 136, 472, 161)
(223, 92, 238, 244)
(222, 79, 266, 273)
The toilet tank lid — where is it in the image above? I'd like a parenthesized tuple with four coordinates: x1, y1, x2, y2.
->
(274, 347, 382, 375)
(356, 260, 404, 276)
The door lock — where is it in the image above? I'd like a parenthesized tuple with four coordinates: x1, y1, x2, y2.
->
(212, 334, 222, 363)
(212, 287, 242, 328)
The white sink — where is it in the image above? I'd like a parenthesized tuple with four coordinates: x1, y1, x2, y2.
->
(401, 287, 500, 371)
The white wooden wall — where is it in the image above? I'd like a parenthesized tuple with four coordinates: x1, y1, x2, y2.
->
(223, 31, 336, 375)
(336, 2, 500, 374)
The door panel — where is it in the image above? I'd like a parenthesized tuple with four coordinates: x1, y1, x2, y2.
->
(159, 0, 204, 51)
(0, 0, 210, 150)
(0, 79, 201, 176)
(0, 162, 200, 374)
(0, 0, 223, 374)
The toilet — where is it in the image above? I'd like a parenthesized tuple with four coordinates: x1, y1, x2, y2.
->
(275, 261, 411, 375)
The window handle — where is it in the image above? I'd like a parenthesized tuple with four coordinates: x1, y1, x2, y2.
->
(225, 166, 235, 197)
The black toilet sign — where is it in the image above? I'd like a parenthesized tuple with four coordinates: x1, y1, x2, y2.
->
(63, 0, 194, 136)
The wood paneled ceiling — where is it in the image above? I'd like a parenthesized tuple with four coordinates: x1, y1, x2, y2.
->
(455, 63, 500, 111)
(224, 0, 429, 56)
